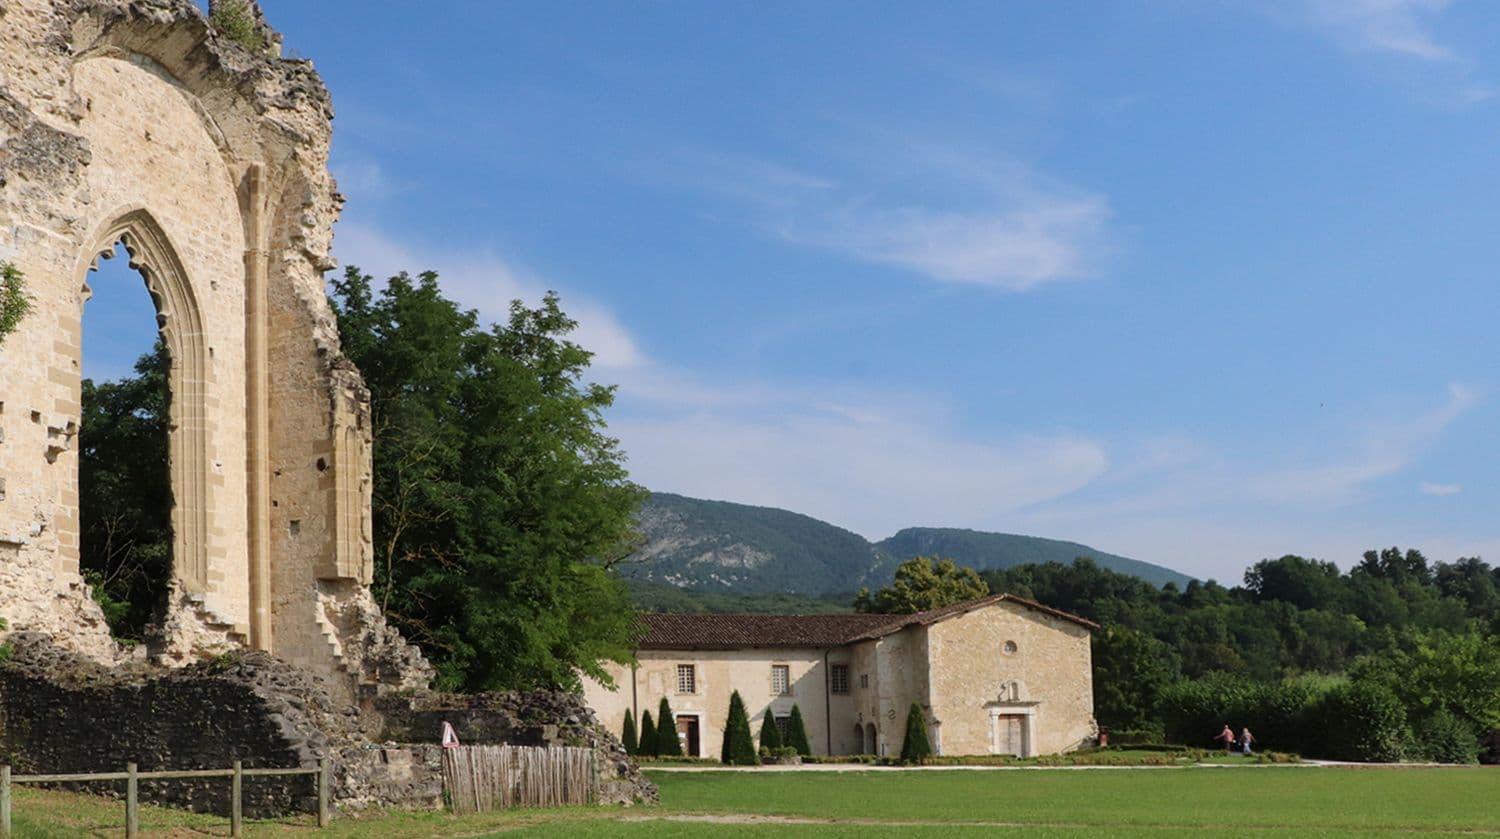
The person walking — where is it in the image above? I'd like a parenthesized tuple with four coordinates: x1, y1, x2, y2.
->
(1241, 727, 1255, 755)
(1218, 724, 1235, 752)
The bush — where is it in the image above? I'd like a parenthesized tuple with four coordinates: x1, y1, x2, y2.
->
(758, 710, 782, 752)
(208, 0, 267, 51)
(785, 704, 813, 757)
(1107, 725, 1166, 746)
(899, 703, 933, 764)
(1307, 680, 1407, 762)
(720, 690, 757, 765)
(1158, 672, 1324, 751)
(656, 697, 683, 756)
(621, 709, 638, 756)
(638, 710, 658, 758)
(0, 263, 30, 347)
(1414, 710, 1479, 764)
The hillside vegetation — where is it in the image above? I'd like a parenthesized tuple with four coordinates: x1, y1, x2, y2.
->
(624, 492, 1192, 596)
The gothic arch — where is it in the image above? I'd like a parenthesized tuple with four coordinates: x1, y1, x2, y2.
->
(81, 207, 211, 593)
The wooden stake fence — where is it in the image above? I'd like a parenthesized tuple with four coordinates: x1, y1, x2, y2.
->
(441, 745, 596, 813)
(0, 758, 329, 838)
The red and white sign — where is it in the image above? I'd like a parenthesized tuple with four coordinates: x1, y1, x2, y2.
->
(441, 721, 461, 748)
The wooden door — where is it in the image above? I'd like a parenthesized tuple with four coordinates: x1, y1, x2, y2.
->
(676, 715, 700, 757)
(994, 714, 1025, 756)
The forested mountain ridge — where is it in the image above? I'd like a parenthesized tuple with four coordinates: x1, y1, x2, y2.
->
(876, 528, 1192, 588)
(622, 492, 1194, 595)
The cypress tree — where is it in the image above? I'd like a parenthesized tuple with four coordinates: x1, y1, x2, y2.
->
(900, 703, 933, 764)
(638, 710, 658, 758)
(785, 704, 813, 757)
(720, 690, 758, 765)
(657, 697, 683, 756)
(622, 709, 638, 756)
(758, 710, 782, 752)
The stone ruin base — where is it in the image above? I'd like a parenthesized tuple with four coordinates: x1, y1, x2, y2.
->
(0, 633, 656, 816)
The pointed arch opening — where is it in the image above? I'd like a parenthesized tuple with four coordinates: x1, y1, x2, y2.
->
(79, 209, 212, 614)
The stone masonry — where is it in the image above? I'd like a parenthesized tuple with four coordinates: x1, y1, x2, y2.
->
(0, 0, 429, 701)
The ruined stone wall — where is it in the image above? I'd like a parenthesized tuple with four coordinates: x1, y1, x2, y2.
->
(0, 635, 656, 814)
(0, 0, 426, 697)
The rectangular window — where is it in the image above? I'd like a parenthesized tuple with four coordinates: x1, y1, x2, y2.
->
(774, 714, 791, 739)
(676, 664, 696, 694)
(772, 664, 791, 695)
(860, 673, 869, 689)
(830, 664, 850, 694)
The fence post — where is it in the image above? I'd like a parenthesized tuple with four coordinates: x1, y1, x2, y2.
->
(1, 764, 11, 839)
(317, 757, 330, 827)
(125, 761, 139, 839)
(231, 760, 243, 838)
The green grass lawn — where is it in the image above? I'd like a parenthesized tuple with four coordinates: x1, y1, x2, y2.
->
(7, 765, 1497, 837)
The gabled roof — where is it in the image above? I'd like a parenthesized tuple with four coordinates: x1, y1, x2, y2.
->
(634, 593, 1097, 651)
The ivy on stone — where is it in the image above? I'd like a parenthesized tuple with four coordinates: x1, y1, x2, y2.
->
(0, 262, 31, 347)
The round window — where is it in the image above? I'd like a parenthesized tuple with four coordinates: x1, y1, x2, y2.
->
(1003, 640, 1018, 654)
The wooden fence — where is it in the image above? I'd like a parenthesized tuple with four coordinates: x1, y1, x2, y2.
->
(441, 745, 596, 813)
(0, 759, 330, 839)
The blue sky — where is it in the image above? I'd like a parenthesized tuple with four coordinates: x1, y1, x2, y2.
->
(87, 1, 1500, 582)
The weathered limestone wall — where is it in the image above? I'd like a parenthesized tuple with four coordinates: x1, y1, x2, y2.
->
(924, 600, 1096, 756)
(585, 648, 852, 757)
(0, 0, 426, 698)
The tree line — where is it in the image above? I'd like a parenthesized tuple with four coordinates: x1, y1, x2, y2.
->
(981, 551, 1500, 762)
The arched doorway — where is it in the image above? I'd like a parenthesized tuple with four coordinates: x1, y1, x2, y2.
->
(78, 240, 174, 641)
(865, 722, 878, 755)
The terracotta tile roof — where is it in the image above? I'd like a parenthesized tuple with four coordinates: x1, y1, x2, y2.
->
(635, 594, 1097, 651)
(844, 593, 1100, 641)
(636, 613, 897, 650)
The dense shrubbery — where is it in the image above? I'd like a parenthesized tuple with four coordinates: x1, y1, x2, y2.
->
(1306, 681, 1407, 762)
(1158, 673, 1323, 751)
(638, 710, 657, 758)
(1413, 709, 1479, 764)
(785, 705, 813, 757)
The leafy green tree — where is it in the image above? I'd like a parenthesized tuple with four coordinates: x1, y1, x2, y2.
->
(621, 709, 638, 756)
(637, 710, 658, 758)
(1244, 555, 1345, 612)
(656, 697, 683, 756)
(899, 703, 933, 763)
(720, 691, 758, 765)
(1350, 629, 1500, 737)
(0, 262, 31, 346)
(785, 704, 813, 756)
(1091, 627, 1179, 730)
(854, 556, 989, 614)
(757, 710, 782, 752)
(78, 341, 172, 640)
(330, 268, 647, 691)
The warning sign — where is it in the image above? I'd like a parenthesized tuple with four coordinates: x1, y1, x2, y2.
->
(441, 720, 461, 748)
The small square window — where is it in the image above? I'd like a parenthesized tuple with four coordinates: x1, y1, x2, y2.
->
(772, 664, 791, 695)
(676, 664, 696, 694)
(830, 664, 850, 694)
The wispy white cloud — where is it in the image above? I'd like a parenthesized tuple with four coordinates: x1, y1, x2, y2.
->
(611, 380, 1110, 539)
(1300, 0, 1457, 62)
(1419, 481, 1462, 496)
(1248, 382, 1478, 505)
(639, 143, 1114, 292)
(332, 221, 645, 370)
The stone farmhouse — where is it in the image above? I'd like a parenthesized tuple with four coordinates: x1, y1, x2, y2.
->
(583, 593, 1099, 759)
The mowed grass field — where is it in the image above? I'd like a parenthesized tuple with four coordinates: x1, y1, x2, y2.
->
(8, 766, 1498, 837)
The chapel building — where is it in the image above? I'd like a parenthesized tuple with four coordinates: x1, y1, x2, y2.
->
(582, 593, 1098, 758)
